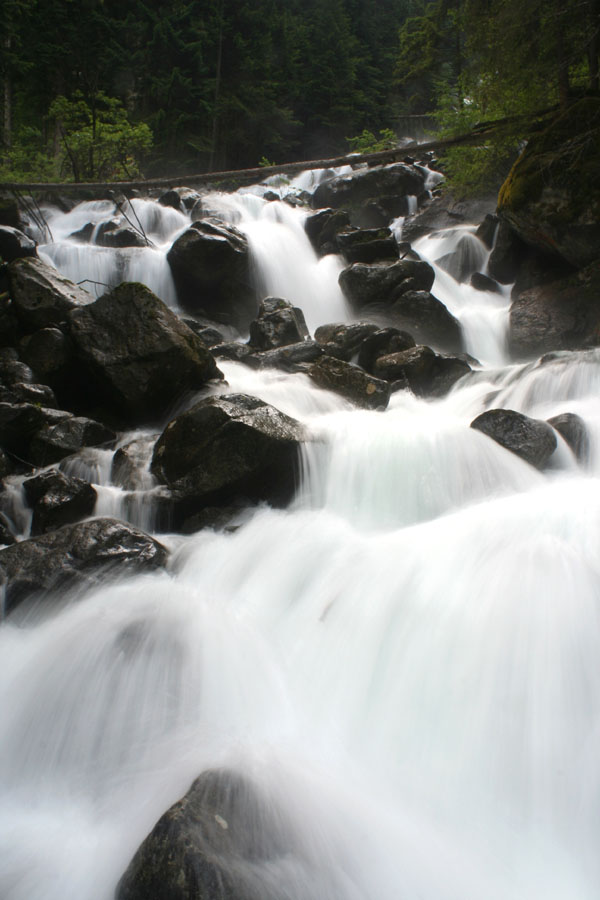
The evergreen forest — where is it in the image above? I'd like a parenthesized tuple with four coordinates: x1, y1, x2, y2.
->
(1, 0, 599, 189)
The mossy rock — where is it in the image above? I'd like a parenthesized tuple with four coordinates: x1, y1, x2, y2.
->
(498, 98, 600, 268)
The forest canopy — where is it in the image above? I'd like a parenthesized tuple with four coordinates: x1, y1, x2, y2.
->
(1, 0, 598, 186)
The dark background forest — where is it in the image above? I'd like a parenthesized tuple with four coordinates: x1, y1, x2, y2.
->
(1, 0, 598, 186)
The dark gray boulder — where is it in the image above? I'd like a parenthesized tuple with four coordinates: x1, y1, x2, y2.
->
(335, 227, 398, 264)
(356, 327, 416, 373)
(312, 163, 425, 212)
(387, 290, 463, 354)
(20, 327, 75, 391)
(151, 394, 305, 514)
(304, 208, 351, 256)
(167, 220, 256, 329)
(116, 769, 304, 900)
(8, 257, 94, 331)
(23, 469, 97, 535)
(28, 415, 116, 466)
(314, 321, 379, 361)
(0, 517, 168, 616)
(212, 341, 254, 363)
(246, 340, 324, 372)
(308, 355, 390, 410)
(475, 214, 499, 249)
(470, 408, 557, 469)
(0, 511, 15, 546)
(373, 346, 470, 397)
(547, 412, 589, 463)
(487, 221, 527, 284)
(509, 260, 600, 359)
(0, 225, 37, 262)
(96, 223, 148, 248)
(0, 381, 57, 407)
(470, 272, 502, 293)
(435, 234, 487, 283)
(339, 259, 435, 309)
(68, 282, 222, 422)
(111, 436, 158, 490)
(0, 402, 70, 458)
(248, 297, 309, 351)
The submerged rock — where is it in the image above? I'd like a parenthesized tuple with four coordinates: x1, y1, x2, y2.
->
(470, 408, 557, 469)
(248, 297, 309, 351)
(0, 517, 168, 615)
(151, 394, 305, 514)
(547, 412, 589, 463)
(68, 282, 222, 423)
(117, 769, 304, 900)
(308, 355, 390, 409)
(23, 469, 97, 535)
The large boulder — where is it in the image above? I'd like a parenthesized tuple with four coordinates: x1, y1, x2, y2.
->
(356, 327, 416, 372)
(0, 225, 37, 263)
(339, 259, 435, 308)
(470, 408, 557, 469)
(0, 517, 168, 615)
(28, 414, 116, 466)
(373, 345, 471, 397)
(7, 257, 94, 331)
(497, 98, 600, 269)
(312, 163, 426, 214)
(23, 469, 97, 535)
(117, 769, 305, 900)
(151, 394, 305, 514)
(314, 321, 380, 361)
(547, 412, 589, 463)
(304, 208, 351, 256)
(308, 355, 391, 409)
(68, 282, 222, 423)
(509, 260, 600, 359)
(167, 220, 256, 329)
(248, 297, 308, 350)
(335, 227, 398, 264)
(245, 340, 324, 373)
(0, 402, 70, 459)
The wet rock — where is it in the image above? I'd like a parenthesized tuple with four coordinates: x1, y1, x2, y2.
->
(68, 282, 222, 423)
(475, 214, 499, 249)
(69, 222, 95, 243)
(373, 346, 470, 397)
(116, 769, 303, 900)
(547, 412, 589, 463)
(335, 227, 398, 264)
(470, 408, 557, 469)
(151, 394, 305, 515)
(96, 222, 147, 248)
(509, 260, 600, 359)
(8, 257, 94, 332)
(0, 402, 69, 459)
(356, 327, 416, 373)
(29, 415, 116, 466)
(159, 187, 202, 212)
(387, 290, 463, 354)
(0, 354, 34, 385)
(0, 517, 168, 615)
(246, 340, 324, 372)
(470, 272, 502, 293)
(181, 323, 226, 347)
(487, 221, 527, 284)
(167, 220, 256, 329)
(308, 355, 390, 410)
(498, 97, 600, 269)
(0, 381, 57, 407)
(212, 341, 254, 363)
(339, 259, 436, 310)
(19, 327, 75, 390)
(248, 297, 309, 351)
(304, 208, 351, 256)
(0, 510, 15, 546)
(0, 447, 13, 480)
(111, 436, 157, 490)
(435, 233, 487, 283)
(23, 469, 97, 536)
(0, 225, 37, 262)
(312, 163, 425, 212)
(314, 321, 379, 361)
(401, 194, 497, 243)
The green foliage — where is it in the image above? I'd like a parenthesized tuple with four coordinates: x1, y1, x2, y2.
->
(258, 156, 276, 167)
(48, 92, 152, 182)
(0, 126, 56, 182)
(346, 128, 397, 153)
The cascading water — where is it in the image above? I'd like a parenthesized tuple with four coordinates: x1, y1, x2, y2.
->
(2, 175, 600, 900)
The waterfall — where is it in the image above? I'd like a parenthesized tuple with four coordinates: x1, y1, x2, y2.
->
(2, 179, 600, 900)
